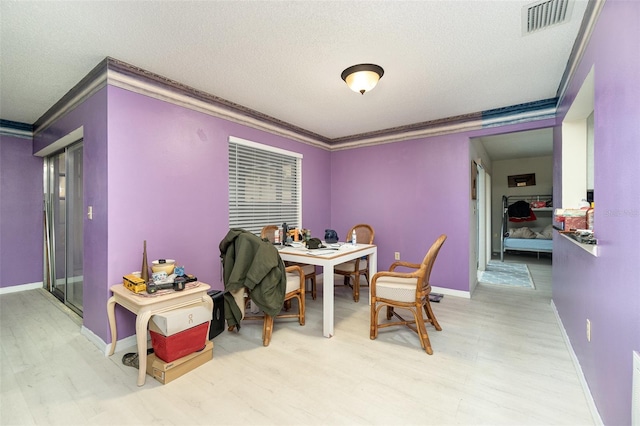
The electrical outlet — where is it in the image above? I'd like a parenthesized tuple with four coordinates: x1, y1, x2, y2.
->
(586, 319, 591, 342)
(394, 252, 400, 260)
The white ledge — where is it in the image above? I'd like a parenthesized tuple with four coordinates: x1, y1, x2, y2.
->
(559, 232, 599, 257)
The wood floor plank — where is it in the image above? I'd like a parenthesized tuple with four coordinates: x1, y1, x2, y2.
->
(0, 254, 595, 425)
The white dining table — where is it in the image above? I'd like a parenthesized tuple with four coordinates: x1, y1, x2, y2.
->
(277, 243, 377, 338)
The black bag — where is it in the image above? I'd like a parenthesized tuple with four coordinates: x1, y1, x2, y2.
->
(324, 229, 339, 244)
(306, 238, 324, 249)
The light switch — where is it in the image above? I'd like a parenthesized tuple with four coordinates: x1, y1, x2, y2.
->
(87, 206, 93, 220)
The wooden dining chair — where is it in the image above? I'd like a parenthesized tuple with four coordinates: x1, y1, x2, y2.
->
(260, 225, 280, 243)
(261, 225, 317, 300)
(241, 264, 305, 346)
(370, 234, 446, 355)
(334, 224, 375, 302)
(222, 229, 306, 346)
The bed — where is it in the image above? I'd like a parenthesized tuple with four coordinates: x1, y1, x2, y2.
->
(500, 195, 553, 261)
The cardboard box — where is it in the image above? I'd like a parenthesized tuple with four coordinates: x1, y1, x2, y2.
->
(146, 340, 213, 385)
(149, 303, 212, 336)
(564, 216, 587, 230)
(554, 208, 588, 231)
(150, 321, 210, 362)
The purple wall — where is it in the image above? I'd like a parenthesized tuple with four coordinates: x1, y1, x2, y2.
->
(105, 86, 331, 340)
(0, 135, 43, 287)
(0, 84, 332, 343)
(553, 1, 640, 424)
(3, 5, 637, 419)
(33, 87, 109, 337)
(330, 134, 470, 291)
(330, 118, 557, 293)
(2, 76, 516, 342)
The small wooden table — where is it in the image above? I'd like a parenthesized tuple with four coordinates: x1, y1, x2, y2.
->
(107, 282, 212, 386)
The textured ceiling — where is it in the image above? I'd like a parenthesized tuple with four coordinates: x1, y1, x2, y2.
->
(0, 0, 588, 156)
(478, 128, 554, 161)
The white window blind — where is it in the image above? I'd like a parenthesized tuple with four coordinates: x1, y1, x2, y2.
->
(228, 136, 302, 236)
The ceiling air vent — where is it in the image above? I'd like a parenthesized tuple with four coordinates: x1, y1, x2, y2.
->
(522, 0, 574, 35)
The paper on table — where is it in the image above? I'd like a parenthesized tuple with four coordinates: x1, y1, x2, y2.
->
(305, 249, 339, 255)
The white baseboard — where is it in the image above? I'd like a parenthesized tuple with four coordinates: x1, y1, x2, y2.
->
(431, 286, 471, 299)
(81, 326, 109, 354)
(550, 300, 603, 426)
(319, 273, 471, 299)
(633, 351, 640, 426)
(3, 284, 144, 358)
(81, 326, 140, 357)
(0, 281, 43, 294)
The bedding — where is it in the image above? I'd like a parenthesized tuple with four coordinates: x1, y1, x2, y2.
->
(503, 237, 553, 252)
(503, 225, 553, 253)
(506, 224, 553, 239)
(507, 200, 537, 222)
(501, 195, 553, 260)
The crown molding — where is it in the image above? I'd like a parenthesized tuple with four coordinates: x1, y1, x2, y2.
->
(105, 58, 559, 149)
(9, 86, 556, 150)
(32, 59, 108, 138)
(105, 58, 331, 151)
(0, 119, 33, 139)
(556, 0, 605, 107)
(27, 13, 598, 154)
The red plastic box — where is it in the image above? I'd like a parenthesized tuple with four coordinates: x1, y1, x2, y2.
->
(150, 322, 210, 363)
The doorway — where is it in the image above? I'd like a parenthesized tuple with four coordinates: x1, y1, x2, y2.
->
(475, 161, 491, 272)
(44, 141, 84, 316)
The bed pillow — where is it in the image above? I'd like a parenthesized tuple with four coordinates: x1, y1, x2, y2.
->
(537, 224, 554, 239)
(508, 227, 537, 239)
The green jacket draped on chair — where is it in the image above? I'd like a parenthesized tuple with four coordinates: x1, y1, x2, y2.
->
(219, 229, 286, 329)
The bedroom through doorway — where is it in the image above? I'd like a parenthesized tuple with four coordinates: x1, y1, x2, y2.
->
(475, 127, 554, 286)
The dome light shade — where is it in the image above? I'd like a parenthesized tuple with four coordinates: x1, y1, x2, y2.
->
(341, 64, 384, 95)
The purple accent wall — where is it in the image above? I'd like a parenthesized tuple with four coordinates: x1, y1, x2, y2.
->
(331, 134, 470, 291)
(33, 87, 109, 337)
(0, 63, 566, 348)
(553, 1, 640, 424)
(0, 135, 43, 287)
(105, 86, 331, 339)
(0, 84, 331, 343)
(330, 118, 556, 293)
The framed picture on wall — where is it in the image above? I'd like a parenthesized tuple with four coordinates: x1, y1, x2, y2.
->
(508, 173, 536, 187)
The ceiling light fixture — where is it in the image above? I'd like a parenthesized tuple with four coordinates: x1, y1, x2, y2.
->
(341, 63, 384, 95)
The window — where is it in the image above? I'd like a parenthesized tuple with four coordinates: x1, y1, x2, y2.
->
(228, 136, 302, 235)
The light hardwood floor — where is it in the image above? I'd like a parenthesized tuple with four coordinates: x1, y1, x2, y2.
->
(0, 254, 595, 425)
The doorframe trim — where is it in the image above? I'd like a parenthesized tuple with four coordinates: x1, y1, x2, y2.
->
(34, 127, 83, 157)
